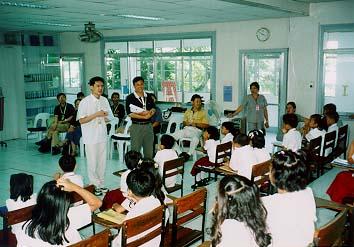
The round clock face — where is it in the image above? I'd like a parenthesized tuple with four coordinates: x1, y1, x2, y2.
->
(256, 28, 270, 42)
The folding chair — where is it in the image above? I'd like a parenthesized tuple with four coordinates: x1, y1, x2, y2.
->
(110, 117, 132, 162)
(26, 112, 50, 142)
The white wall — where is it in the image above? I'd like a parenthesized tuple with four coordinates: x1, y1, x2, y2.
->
(60, 1, 354, 136)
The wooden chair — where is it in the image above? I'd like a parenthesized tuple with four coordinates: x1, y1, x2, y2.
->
(121, 204, 165, 247)
(304, 135, 323, 179)
(69, 229, 111, 247)
(0, 204, 35, 247)
(314, 198, 349, 247)
(251, 159, 272, 195)
(334, 125, 348, 159)
(163, 157, 185, 196)
(319, 131, 337, 175)
(164, 188, 207, 247)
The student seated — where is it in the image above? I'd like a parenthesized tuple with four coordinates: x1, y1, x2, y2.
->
(304, 114, 326, 142)
(154, 134, 178, 188)
(226, 134, 257, 179)
(54, 155, 84, 187)
(323, 103, 343, 127)
(112, 169, 163, 247)
(210, 175, 271, 247)
(281, 114, 302, 152)
(64, 98, 82, 156)
(248, 129, 271, 163)
(191, 126, 220, 185)
(13, 179, 102, 246)
(220, 121, 238, 144)
(262, 150, 316, 247)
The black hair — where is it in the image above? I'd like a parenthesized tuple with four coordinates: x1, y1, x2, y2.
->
(323, 103, 337, 114)
(221, 121, 239, 138)
(250, 82, 260, 90)
(283, 113, 298, 128)
(286, 101, 296, 110)
(325, 111, 339, 124)
(210, 175, 271, 247)
(271, 150, 308, 192)
(132, 76, 144, 85)
(56, 93, 66, 100)
(248, 129, 265, 149)
(76, 92, 84, 98)
(88, 76, 104, 86)
(160, 134, 175, 149)
(10, 173, 33, 202)
(25, 180, 71, 245)
(310, 114, 324, 130)
(111, 92, 120, 98)
(74, 99, 81, 106)
(191, 94, 202, 102)
(233, 133, 249, 146)
(58, 155, 76, 173)
(206, 126, 220, 140)
(124, 150, 143, 170)
(126, 169, 155, 198)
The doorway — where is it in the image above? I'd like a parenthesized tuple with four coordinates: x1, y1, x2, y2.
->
(240, 49, 288, 132)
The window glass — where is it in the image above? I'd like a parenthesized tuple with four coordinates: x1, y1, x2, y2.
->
(182, 38, 211, 52)
(154, 40, 180, 53)
(129, 41, 153, 54)
(323, 31, 354, 49)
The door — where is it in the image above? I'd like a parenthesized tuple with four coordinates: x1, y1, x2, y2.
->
(240, 49, 288, 132)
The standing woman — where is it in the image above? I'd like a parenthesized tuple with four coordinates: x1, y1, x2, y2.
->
(230, 82, 269, 133)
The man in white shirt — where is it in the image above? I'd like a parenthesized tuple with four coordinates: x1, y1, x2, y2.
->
(77, 76, 114, 195)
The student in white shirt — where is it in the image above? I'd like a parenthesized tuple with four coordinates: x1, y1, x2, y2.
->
(262, 150, 317, 247)
(325, 111, 339, 144)
(210, 175, 271, 247)
(154, 134, 178, 188)
(3, 173, 36, 213)
(227, 134, 257, 179)
(248, 129, 271, 164)
(305, 114, 326, 142)
(220, 121, 238, 144)
(14, 179, 102, 247)
(112, 169, 163, 247)
(281, 114, 302, 151)
(53, 155, 84, 187)
(191, 126, 220, 185)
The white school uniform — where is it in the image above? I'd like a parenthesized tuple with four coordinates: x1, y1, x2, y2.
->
(229, 145, 257, 179)
(6, 194, 37, 212)
(14, 203, 91, 247)
(154, 149, 178, 188)
(61, 172, 84, 188)
(324, 123, 339, 157)
(253, 148, 271, 164)
(282, 128, 302, 152)
(305, 128, 326, 142)
(262, 188, 317, 247)
(120, 169, 134, 211)
(204, 139, 220, 163)
(112, 196, 162, 247)
(221, 133, 234, 144)
(217, 219, 258, 247)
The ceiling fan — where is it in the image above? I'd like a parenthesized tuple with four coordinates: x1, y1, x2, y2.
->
(78, 21, 103, 43)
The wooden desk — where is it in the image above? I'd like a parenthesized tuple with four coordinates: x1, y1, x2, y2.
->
(92, 210, 126, 229)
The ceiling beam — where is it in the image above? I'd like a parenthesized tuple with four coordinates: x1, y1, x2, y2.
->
(219, 0, 309, 15)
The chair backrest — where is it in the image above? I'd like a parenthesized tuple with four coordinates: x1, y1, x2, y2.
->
(308, 135, 323, 157)
(121, 205, 165, 247)
(214, 141, 232, 164)
(162, 157, 185, 192)
(251, 160, 271, 187)
(70, 185, 95, 204)
(108, 117, 120, 137)
(33, 113, 50, 128)
(336, 125, 348, 155)
(69, 229, 111, 247)
(172, 188, 207, 244)
(314, 207, 348, 246)
(123, 117, 133, 135)
(322, 131, 337, 157)
(165, 113, 184, 135)
(4, 204, 35, 228)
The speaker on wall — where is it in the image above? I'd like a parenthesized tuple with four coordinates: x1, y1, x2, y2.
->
(4, 33, 19, 45)
(43, 35, 54, 46)
(29, 35, 40, 46)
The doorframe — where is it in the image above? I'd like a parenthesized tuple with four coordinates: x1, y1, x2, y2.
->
(239, 48, 288, 131)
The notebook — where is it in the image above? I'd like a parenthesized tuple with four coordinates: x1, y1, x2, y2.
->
(97, 209, 126, 224)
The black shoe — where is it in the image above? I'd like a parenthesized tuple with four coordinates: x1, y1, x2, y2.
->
(179, 152, 190, 162)
(35, 138, 46, 146)
(52, 147, 61, 155)
(94, 188, 103, 196)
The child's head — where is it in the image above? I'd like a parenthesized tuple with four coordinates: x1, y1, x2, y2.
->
(325, 111, 339, 126)
(125, 150, 143, 170)
(10, 173, 34, 202)
(203, 126, 220, 141)
(221, 121, 237, 136)
(309, 114, 322, 129)
(248, 129, 265, 149)
(126, 169, 155, 201)
(211, 175, 271, 247)
(160, 134, 175, 150)
(323, 103, 337, 115)
(286, 102, 297, 114)
(270, 150, 307, 192)
(233, 133, 249, 148)
(58, 155, 76, 173)
(282, 113, 298, 129)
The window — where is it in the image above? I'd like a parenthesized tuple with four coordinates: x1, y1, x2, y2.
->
(105, 35, 214, 102)
(320, 25, 354, 114)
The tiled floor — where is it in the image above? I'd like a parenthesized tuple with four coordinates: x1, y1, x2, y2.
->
(0, 132, 336, 244)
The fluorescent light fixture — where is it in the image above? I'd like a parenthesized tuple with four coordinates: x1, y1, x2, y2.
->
(30, 21, 72, 27)
(0, 1, 49, 9)
(101, 13, 164, 21)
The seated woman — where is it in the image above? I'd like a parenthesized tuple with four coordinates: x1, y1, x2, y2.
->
(64, 98, 82, 156)
(210, 175, 271, 247)
(262, 150, 317, 247)
(13, 179, 101, 246)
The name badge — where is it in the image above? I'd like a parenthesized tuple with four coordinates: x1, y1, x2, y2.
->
(256, 104, 260, 111)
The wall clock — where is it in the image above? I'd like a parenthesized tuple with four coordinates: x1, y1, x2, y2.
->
(256, 27, 270, 42)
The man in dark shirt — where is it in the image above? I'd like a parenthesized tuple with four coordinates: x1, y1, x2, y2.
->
(110, 92, 125, 127)
(125, 76, 155, 158)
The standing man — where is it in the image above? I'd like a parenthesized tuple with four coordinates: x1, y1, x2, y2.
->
(125, 76, 156, 159)
(77, 76, 114, 196)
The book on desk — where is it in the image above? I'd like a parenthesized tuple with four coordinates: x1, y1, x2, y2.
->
(96, 209, 126, 224)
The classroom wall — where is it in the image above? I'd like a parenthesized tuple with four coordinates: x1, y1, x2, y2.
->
(60, 1, 354, 115)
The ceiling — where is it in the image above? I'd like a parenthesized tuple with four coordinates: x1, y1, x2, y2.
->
(0, 0, 344, 32)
